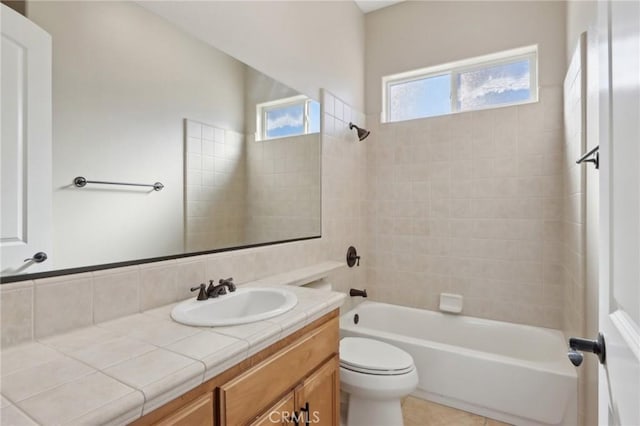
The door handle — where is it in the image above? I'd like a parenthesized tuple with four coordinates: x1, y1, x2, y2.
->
(567, 332, 606, 366)
(24, 252, 48, 263)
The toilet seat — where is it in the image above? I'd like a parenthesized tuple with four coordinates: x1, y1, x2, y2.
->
(340, 337, 415, 376)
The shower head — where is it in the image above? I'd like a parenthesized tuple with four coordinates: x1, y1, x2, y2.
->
(349, 122, 371, 141)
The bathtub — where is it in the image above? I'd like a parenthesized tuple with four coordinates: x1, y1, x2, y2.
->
(340, 302, 577, 426)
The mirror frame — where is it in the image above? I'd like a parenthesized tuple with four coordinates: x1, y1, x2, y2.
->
(0, 234, 321, 284)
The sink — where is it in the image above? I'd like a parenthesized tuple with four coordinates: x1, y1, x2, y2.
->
(171, 287, 298, 327)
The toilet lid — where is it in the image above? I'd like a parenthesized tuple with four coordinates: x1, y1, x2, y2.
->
(340, 337, 414, 375)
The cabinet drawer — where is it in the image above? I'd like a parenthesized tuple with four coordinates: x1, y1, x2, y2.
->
(155, 393, 213, 426)
(219, 317, 338, 425)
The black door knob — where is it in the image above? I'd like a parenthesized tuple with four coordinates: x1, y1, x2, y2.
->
(567, 332, 606, 365)
(24, 252, 47, 263)
(567, 350, 584, 366)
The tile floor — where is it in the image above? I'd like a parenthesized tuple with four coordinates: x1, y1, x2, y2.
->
(402, 397, 512, 426)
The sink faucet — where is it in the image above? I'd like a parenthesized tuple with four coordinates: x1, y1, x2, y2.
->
(207, 277, 236, 298)
(191, 278, 236, 300)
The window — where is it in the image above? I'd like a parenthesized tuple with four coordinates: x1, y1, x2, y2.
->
(382, 45, 538, 123)
(256, 95, 320, 141)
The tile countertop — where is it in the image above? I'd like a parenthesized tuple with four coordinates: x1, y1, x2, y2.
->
(0, 283, 346, 425)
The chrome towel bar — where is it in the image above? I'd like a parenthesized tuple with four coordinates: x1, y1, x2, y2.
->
(576, 145, 599, 169)
(73, 176, 164, 191)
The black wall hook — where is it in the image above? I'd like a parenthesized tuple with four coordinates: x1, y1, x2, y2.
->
(576, 145, 599, 169)
(346, 246, 360, 267)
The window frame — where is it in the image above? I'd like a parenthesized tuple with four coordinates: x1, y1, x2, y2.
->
(381, 45, 538, 123)
(256, 95, 315, 141)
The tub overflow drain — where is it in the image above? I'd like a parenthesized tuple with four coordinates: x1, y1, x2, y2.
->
(354, 314, 359, 324)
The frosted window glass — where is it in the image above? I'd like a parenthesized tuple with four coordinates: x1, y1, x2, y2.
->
(389, 74, 451, 122)
(457, 59, 531, 110)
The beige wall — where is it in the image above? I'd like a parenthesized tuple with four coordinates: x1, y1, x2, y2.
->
(365, 1, 566, 115)
(139, 1, 366, 112)
(566, 1, 598, 65)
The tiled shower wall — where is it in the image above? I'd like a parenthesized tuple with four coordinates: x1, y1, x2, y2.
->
(563, 35, 588, 426)
(562, 39, 586, 340)
(0, 91, 367, 347)
(185, 120, 247, 252)
(364, 87, 565, 329)
(245, 133, 321, 244)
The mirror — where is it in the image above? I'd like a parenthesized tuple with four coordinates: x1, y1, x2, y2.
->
(1, 1, 321, 279)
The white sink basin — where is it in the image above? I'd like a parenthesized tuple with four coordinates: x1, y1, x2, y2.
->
(171, 287, 298, 327)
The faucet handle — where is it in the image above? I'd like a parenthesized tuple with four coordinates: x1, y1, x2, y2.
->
(190, 283, 208, 301)
(219, 277, 236, 292)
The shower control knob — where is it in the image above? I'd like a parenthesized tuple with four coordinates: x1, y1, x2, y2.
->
(567, 332, 606, 366)
(346, 246, 360, 267)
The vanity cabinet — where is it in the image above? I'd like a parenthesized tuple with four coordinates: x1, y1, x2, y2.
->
(131, 310, 339, 426)
(219, 316, 338, 425)
(249, 355, 339, 426)
(295, 355, 340, 426)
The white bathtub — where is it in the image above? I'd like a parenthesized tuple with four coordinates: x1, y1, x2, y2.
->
(340, 302, 577, 426)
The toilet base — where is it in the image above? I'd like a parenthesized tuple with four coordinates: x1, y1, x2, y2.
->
(346, 394, 404, 426)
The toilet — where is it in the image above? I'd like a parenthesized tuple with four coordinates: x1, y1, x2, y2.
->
(340, 337, 419, 426)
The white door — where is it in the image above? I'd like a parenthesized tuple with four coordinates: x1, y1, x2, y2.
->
(1, 4, 52, 275)
(598, 0, 640, 424)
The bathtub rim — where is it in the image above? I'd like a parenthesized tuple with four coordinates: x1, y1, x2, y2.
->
(340, 301, 577, 379)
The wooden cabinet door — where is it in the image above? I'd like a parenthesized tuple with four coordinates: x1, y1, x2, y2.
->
(155, 393, 213, 426)
(295, 356, 339, 426)
(219, 318, 338, 425)
(250, 392, 296, 426)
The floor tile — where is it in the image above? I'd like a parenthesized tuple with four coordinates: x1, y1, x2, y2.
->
(401, 397, 495, 426)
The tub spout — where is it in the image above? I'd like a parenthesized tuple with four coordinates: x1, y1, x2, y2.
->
(349, 288, 367, 298)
